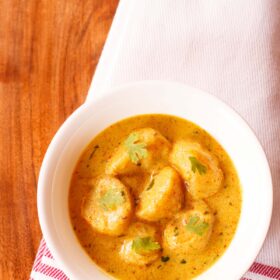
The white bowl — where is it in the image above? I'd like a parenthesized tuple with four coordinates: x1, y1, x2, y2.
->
(38, 81, 272, 280)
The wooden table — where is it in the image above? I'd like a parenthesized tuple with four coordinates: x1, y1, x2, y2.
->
(0, 1, 119, 278)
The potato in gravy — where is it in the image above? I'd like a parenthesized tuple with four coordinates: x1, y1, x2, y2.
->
(69, 114, 241, 280)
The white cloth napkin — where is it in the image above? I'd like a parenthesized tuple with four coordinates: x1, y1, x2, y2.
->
(88, 0, 280, 277)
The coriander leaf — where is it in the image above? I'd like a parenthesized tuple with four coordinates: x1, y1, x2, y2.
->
(185, 215, 209, 236)
(132, 237, 160, 254)
(124, 133, 148, 164)
(189, 156, 207, 175)
(99, 189, 125, 210)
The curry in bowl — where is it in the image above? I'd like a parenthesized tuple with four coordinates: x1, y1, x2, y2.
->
(69, 114, 241, 280)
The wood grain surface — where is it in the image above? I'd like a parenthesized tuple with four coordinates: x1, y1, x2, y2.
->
(0, 0, 119, 279)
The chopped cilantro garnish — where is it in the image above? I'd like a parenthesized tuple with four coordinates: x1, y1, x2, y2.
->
(161, 256, 170, 262)
(99, 189, 125, 210)
(124, 133, 148, 164)
(185, 215, 209, 236)
(146, 178, 155, 191)
(189, 156, 207, 175)
(88, 145, 99, 160)
(132, 237, 160, 254)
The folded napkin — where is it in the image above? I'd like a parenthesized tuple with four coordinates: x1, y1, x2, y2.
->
(31, 0, 280, 279)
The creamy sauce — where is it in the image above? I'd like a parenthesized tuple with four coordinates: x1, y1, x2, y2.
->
(69, 114, 242, 280)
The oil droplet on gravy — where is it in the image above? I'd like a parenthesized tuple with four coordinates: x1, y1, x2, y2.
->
(69, 114, 242, 280)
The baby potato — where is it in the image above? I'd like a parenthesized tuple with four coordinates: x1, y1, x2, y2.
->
(105, 145, 141, 176)
(105, 128, 171, 176)
(120, 222, 161, 265)
(169, 140, 223, 199)
(81, 175, 133, 236)
(136, 167, 184, 221)
(163, 200, 214, 253)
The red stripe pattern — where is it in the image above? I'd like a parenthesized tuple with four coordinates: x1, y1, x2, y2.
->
(30, 239, 69, 280)
(250, 262, 280, 279)
(30, 238, 280, 280)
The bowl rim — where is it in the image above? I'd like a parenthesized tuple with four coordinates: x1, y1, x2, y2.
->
(37, 80, 273, 280)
